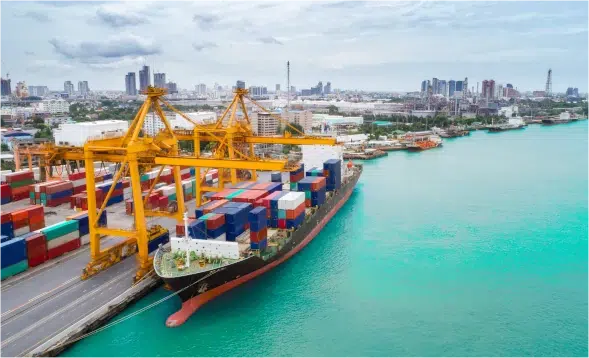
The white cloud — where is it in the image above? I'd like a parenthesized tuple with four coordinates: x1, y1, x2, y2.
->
(1, 1, 587, 92)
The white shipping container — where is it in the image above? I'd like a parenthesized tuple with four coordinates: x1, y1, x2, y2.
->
(0, 170, 12, 182)
(14, 226, 30, 237)
(73, 179, 86, 187)
(278, 192, 305, 210)
(47, 232, 80, 250)
(302, 145, 344, 177)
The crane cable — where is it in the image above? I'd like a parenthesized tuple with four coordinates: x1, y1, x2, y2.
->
(45, 267, 223, 352)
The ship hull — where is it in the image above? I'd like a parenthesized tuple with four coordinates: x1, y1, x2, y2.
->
(159, 166, 362, 327)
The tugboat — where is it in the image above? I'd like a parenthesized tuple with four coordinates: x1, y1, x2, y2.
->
(487, 116, 526, 132)
(542, 111, 573, 125)
(405, 132, 443, 151)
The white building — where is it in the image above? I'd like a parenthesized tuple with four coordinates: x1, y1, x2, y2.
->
(282, 110, 313, 133)
(32, 99, 69, 114)
(250, 111, 280, 136)
(313, 114, 363, 126)
(142, 111, 217, 136)
(53, 120, 129, 146)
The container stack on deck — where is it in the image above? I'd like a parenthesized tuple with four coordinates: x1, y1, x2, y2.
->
(277, 192, 306, 229)
(297, 177, 327, 207)
(6, 171, 34, 202)
(289, 164, 304, 191)
(248, 207, 267, 251)
(41, 221, 80, 259)
(212, 202, 252, 241)
(1, 237, 28, 280)
(323, 159, 342, 191)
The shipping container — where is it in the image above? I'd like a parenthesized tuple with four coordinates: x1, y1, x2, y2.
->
(47, 238, 81, 260)
(1, 237, 27, 269)
(1, 260, 28, 280)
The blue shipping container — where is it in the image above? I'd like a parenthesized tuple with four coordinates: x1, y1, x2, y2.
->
(249, 220, 267, 232)
(188, 220, 207, 240)
(1, 237, 27, 269)
(248, 207, 267, 222)
(106, 195, 124, 206)
(250, 238, 268, 251)
(271, 172, 282, 182)
(1, 222, 14, 239)
(1, 235, 10, 243)
(47, 189, 74, 200)
(206, 226, 226, 238)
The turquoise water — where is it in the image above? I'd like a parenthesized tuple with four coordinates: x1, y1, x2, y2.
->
(63, 122, 588, 357)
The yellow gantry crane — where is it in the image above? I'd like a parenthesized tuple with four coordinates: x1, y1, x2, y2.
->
(22, 87, 336, 281)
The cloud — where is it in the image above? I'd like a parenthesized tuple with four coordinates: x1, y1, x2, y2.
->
(258, 37, 283, 45)
(95, 7, 148, 28)
(193, 14, 219, 31)
(49, 34, 161, 60)
(21, 11, 51, 22)
(192, 42, 218, 52)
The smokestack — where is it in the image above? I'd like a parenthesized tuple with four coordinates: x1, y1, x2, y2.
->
(287, 61, 290, 112)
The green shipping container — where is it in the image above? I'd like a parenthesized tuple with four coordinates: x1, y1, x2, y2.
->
(305, 191, 311, 199)
(169, 194, 177, 201)
(140, 174, 149, 181)
(290, 183, 297, 191)
(227, 189, 244, 199)
(1, 260, 28, 281)
(40, 193, 46, 200)
(10, 179, 34, 189)
(200, 213, 213, 220)
(42, 220, 79, 241)
(29, 192, 35, 200)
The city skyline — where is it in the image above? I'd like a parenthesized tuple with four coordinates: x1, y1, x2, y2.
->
(1, 1, 587, 92)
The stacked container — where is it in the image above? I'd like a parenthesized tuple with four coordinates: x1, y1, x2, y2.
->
(297, 176, 327, 207)
(41, 221, 80, 259)
(25, 232, 47, 267)
(30, 180, 62, 205)
(10, 205, 45, 237)
(271, 171, 282, 183)
(248, 207, 267, 251)
(0, 169, 12, 183)
(203, 169, 219, 185)
(1, 237, 28, 280)
(277, 192, 306, 229)
(289, 164, 304, 191)
(1, 184, 11, 204)
(97, 181, 124, 206)
(262, 191, 289, 228)
(66, 211, 107, 245)
(6, 171, 34, 201)
(187, 219, 207, 240)
(213, 202, 252, 241)
(323, 159, 342, 191)
(196, 213, 226, 240)
(305, 167, 325, 177)
(176, 217, 196, 237)
(232, 189, 269, 204)
(44, 181, 74, 207)
(1, 212, 13, 239)
(195, 199, 228, 217)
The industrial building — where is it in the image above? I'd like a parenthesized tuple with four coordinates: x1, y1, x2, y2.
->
(142, 111, 217, 136)
(53, 120, 129, 146)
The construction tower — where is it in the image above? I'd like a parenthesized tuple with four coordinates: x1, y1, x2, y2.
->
(545, 68, 552, 96)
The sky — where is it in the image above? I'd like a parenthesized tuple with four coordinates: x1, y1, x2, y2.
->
(1, 1, 588, 93)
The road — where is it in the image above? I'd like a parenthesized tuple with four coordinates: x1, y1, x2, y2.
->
(0, 237, 137, 357)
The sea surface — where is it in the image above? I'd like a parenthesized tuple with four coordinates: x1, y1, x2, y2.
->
(62, 121, 588, 357)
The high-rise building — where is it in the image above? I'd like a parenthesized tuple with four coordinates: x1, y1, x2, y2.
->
(64, 81, 74, 96)
(78, 81, 89, 96)
(290, 86, 296, 94)
(324, 82, 331, 95)
(464, 77, 468, 97)
(282, 110, 313, 133)
(1, 78, 11, 96)
(125, 72, 137, 95)
(496, 84, 504, 99)
(154, 73, 166, 88)
(448, 80, 456, 97)
(248, 86, 268, 97)
(29, 86, 49, 97)
(139, 65, 151, 92)
(482, 80, 495, 99)
(455, 80, 464, 92)
(16, 81, 29, 98)
(431, 78, 439, 94)
(275, 84, 280, 91)
(438, 80, 447, 96)
(427, 80, 431, 94)
(166, 82, 178, 94)
(573, 88, 579, 97)
(250, 111, 279, 136)
(196, 83, 207, 95)
(236, 80, 245, 89)
(421, 80, 427, 93)
(506, 83, 513, 89)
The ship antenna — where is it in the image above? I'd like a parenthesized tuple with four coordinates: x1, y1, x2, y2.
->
(183, 211, 190, 267)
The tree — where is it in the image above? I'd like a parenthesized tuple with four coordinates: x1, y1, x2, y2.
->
(1, 143, 9, 152)
(327, 105, 339, 115)
(34, 125, 53, 140)
(281, 123, 305, 136)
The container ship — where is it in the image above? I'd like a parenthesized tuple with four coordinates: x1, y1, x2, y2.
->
(154, 159, 362, 327)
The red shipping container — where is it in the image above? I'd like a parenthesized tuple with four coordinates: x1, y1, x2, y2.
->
(1, 184, 11, 198)
(25, 233, 47, 267)
(204, 214, 225, 230)
(29, 214, 45, 225)
(249, 183, 270, 191)
(249, 227, 267, 243)
(181, 173, 190, 180)
(305, 199, 312, 207)
(262, 191, 284, 209)
(176, 218, 196, 236)
(5, 171, 33, 183)
(122, 180, 130, 188)
(46, 182, 74, 194)
(311, 177, 326, 191)
(12, 185, 30, 195)
(125, 200, 133, 215)
(286, 202, 305, 220)
(278, 219, 286, 229)
(11, 208, 30, 222)
(202, 199, 228, 214)
(12, 191, 29, 201)
(12, 218, 28, 230)
(211, 189, 237, 201)
(254, 198, 264, 208)
(29, 221, 44, 231)
(47, 238, 81, 260)
(1, 212, 11, 224)
(27, 205, 44, 218)
(245, 223, 250, 230)
(73, 186, 85, 195)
